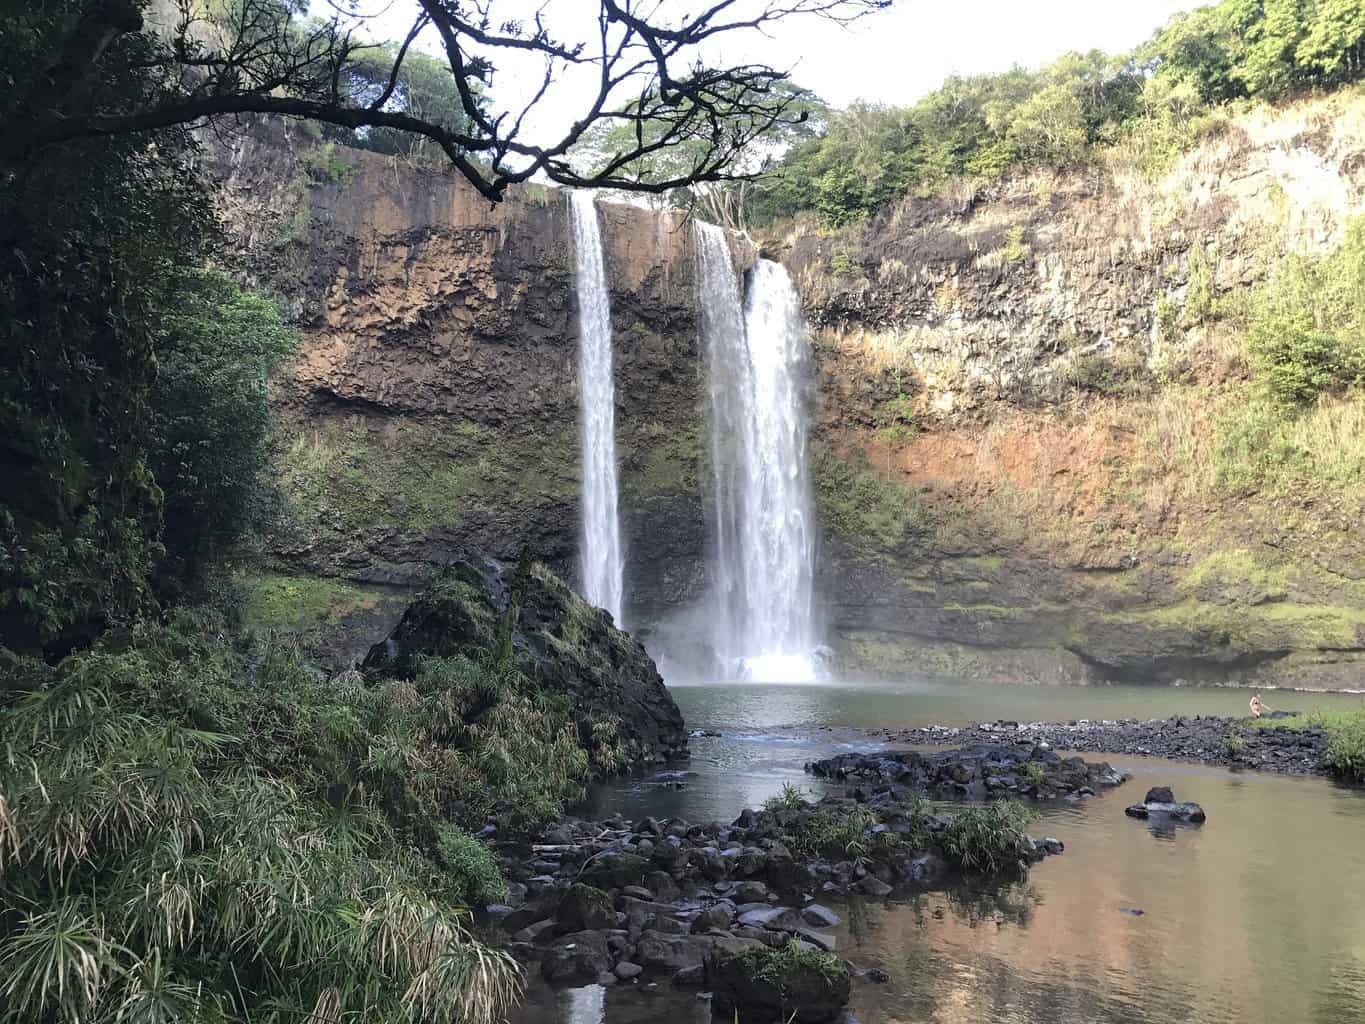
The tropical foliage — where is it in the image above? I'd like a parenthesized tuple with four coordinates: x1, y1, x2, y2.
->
(0, 595, 630, 1024)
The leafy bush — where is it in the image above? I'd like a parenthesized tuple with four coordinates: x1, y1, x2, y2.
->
(1315, 710, 1365, 782)
(1020, 761, 1047, 787)
(149, 270, 297, 587)
(1248, 222, 1365, 405)
(939, 801, 1038, 873)
(435, 824, 509, 907)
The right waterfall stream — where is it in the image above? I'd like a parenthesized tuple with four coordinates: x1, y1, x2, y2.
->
(694, 223, 818, 682)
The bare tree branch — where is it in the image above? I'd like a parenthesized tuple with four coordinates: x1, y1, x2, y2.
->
(6, 0, 892, 203)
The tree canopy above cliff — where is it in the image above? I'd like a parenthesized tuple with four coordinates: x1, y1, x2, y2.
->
(4, 0, 889, 202)
(749, 0, 1365, 226)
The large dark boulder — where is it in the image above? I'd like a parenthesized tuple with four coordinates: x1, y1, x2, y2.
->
(363, 557, 687, 764)
(557, 884, 616, 932)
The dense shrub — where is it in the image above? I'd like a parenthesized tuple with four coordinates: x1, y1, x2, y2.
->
(1317, 710, 1365, 781)
(150, 270, 297, 589)
(0, 4, 296, 653)
(1247, 221, 1365, 405)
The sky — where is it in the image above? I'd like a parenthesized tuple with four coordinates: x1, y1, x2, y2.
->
(325, 0, 1205, 144)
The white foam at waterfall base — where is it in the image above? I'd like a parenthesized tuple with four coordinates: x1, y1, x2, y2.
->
(694, 223, 818, 681)
(567, 191, 624, 624)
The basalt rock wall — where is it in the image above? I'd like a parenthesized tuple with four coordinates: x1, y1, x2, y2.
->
(219, 120, 750, 646)
(224, 98, 1365, 687)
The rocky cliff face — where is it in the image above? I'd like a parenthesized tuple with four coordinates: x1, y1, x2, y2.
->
(224, 98, 1365, 688)
(780, 92, 1365, 687)
(219, 121, 750, 656)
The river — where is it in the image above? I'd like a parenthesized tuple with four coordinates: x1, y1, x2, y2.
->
(509, 681, 1365, 1024)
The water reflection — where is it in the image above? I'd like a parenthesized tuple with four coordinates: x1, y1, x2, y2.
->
(563, 984, 604, 1024)
(516, 686, 1365, 1024)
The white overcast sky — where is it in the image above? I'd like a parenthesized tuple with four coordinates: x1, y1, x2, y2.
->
(327, 0, 1204, 142)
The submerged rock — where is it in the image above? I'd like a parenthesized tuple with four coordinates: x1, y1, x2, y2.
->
(1125, 786, 1207, 823)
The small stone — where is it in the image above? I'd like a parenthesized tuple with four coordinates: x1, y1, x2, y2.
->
(615, 961, 643, 980)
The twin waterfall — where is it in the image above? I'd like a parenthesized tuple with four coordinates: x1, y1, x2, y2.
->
(568, 192, 624, 625)
(695, 225, 818, 682)
(568, 193, 817, 681)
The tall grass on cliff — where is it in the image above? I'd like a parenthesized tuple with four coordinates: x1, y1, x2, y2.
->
(0, 605, 629, 1023)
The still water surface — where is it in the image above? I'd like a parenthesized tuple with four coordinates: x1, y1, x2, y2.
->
(510, 682, 1365, 1024)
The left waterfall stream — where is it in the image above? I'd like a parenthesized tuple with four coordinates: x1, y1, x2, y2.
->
(568, 190, 624, 624)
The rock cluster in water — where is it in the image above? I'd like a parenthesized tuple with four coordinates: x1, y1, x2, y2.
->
(486, 746, 1127, 995)
(807, 743, 1130, 800)
(878, 713, 1328, 775)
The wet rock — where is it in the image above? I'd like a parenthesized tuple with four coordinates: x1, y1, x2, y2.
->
(580, 852, 648, 889)
(808, 744, 1128, 800)
(614, 961, 643, 980)
(801, 904, 841, 928)
(363, 561, 688, 765)
(692, 903, 736, 932)
(646, 870, 681, 900)
(1125, 789, 1207, 823)
(671, 964, 706, 987)
(541, 930, 610, 983)
(880, 716, 1331, 777)
(510, 918, 557, 944)
(557, 884, 616, 932)
(732, 880, 771, 903)
(647, 914, 691, 935)
(635, 931, 714, 972)
(857, 876, 893, 897)
(793, 928, 837, 951)
(738, 906, 800, 930)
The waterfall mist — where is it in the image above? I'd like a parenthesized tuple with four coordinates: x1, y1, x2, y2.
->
(694, 223, 818, 682)
(568, 191, 624, 624)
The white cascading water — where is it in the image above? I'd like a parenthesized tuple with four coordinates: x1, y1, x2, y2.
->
(568, 191, 624, 623)
(695, 223, 818, 682)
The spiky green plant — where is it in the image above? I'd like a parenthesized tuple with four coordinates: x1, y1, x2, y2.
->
(0, 622, 531, 1024)
(939, 801, 1038, 873)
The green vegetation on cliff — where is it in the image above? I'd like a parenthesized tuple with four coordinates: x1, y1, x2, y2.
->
(751, 0, 1365, 226)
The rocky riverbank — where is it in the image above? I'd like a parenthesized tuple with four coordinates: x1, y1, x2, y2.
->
(872, 713, 1329, 776)
(481, 745, 1128, 1006)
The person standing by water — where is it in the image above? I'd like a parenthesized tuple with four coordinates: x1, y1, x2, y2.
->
(1250, 693, 1263, 717)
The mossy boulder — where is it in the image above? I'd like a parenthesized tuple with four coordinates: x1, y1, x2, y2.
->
(363, 557, 687, 765)
(708, 942, 852, 1024)
(557, 884, 616, 931)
